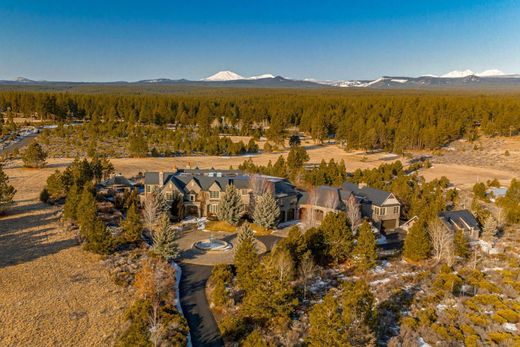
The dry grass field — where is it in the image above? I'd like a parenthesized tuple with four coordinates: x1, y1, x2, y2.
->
(0, 167, 132, 346)
(0, 136, 518, 345)
(419, 136, 519, 189)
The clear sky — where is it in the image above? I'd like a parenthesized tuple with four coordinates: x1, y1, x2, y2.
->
(1, 0, 519, 81)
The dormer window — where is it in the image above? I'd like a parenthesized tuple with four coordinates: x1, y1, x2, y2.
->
(210, 191, 220, 199)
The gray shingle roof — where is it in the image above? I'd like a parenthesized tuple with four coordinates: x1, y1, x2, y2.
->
(300, 186, 345, 209)
(102, 175, 134, 188)
(341, 182, 392, 206)
(439, 210, 481, 232)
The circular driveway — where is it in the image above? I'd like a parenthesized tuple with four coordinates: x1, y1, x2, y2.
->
(176, 229, 267, 265)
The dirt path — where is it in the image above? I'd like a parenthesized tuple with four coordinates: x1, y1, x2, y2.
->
(0, 167, 132, 346)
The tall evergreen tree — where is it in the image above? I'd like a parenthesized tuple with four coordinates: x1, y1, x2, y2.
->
(152, 213, 179, 261)
(122, 203, 143, 243)
(217, 184, 244, 225)
(234, 222, 259, 291)
(352, 221, 377, 274)
(63, 184, 81, 221)
(403, 221, 431, 262)
(253, 192, 280, 229)
(0, 165, 16, 213)
(319, 212, 354, 264)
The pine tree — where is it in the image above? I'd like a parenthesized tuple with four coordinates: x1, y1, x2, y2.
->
(307, 291, 349, 346)
(0, 165, 16, 213)
(83, 218, 114, 254)
(22, 141, 47, 168)
(63, 184, 81, 221)
(253, 192, 280, 229)
(234, 222, 259, 291)
(453, 230, 470, 259)
(353, 221, 377, 274)
(319, 212, 354, 264)
(287, 146, 309, 170)
(122, 203, 143, 243)
(217, 184, 244, 225)
(403, 221, 431, 262)
(77, 184, 98, 239)
(152, 213, 179, 261)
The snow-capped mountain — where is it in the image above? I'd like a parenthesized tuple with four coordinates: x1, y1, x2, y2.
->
(203, 70, 245, 81)
(441, 69, 507, 78)
(203, 71, 277, 81)
(441, 69, 475, 78)
(3, 68, 520, 90)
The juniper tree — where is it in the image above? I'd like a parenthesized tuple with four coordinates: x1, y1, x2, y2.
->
(253, 192, 280, 229)
(403, 220, 431, 262)
(234, 222, 259, 291)
(307, 280, 376, 346)
(0, 165, 16, 213)
(152, 213, 179, 261)
(352, 221, 377, 274)
(22, 141, 47, 168)
(217, 184, 244, 225)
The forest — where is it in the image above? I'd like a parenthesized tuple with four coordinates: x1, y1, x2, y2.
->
(1, 89, 520, 152)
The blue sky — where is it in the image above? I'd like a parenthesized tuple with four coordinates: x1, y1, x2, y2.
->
(1, 0, 519, 81)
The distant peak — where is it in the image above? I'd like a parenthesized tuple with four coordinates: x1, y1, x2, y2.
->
(477, 69, 505, 77)
(203, 70, 244, 81)
(441, 69, 474, 78)
(15, 76, 34, 83)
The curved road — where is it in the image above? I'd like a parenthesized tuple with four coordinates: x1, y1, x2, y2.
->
(178, 235, 281, 347)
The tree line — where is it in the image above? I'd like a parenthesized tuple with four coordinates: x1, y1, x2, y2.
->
(2, 90, 520, 151)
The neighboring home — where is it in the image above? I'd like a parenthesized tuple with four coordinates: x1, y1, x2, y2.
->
(439, 209, 481, 241)
(143, 169, 300, 224)
(299, 182, 402, 231)
(299, 186, 347, 225)
(488, 187, 507, 203)
(342, 182, 401, 231)
(99, 174, 135, 195)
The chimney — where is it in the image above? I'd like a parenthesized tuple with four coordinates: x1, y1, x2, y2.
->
(159, 171, 164, 185)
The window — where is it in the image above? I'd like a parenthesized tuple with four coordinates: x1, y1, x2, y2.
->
(166, 193, 172, 201)
(209, 204, 218, 214)
(189, 194, 195, 201)
(393, 206, 399, 214)
(380, 207, 386, 215)
(146, 185, 151, 193)
(210, 191, 220, 199)
(374, 207, 379, 215)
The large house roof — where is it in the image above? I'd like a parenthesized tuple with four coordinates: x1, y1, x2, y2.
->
(144, 169, 299, 197)
(439, 209, 481, 232)
(341, 182, 393, 206)
(101, 174, 134, 188)
(300, 185, 345, 210)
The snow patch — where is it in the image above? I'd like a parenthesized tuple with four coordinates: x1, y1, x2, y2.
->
(417, 337, 431, 347)
(503, 323, 518, 332)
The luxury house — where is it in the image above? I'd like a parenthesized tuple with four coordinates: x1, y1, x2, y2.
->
(439, 209, 481, 241)
(299, 182, 401, 231)
(143, 169, 300, 223)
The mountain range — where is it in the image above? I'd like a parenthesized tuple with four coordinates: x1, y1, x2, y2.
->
(2, 69, 520, 90)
